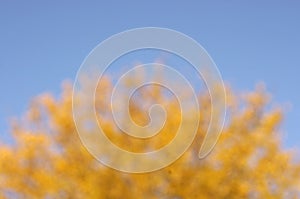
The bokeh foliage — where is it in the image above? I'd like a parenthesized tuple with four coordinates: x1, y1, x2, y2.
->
(0, 76, 299, 199)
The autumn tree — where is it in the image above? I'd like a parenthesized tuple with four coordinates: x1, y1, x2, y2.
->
(0, 75, 299, 198)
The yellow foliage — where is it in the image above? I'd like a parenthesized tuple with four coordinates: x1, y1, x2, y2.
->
(0, 77, 299, 199)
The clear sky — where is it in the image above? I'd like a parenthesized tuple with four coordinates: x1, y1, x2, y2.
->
(0, 1, 299, 148)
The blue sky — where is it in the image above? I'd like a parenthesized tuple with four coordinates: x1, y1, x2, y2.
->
(0, 1, 299, 148)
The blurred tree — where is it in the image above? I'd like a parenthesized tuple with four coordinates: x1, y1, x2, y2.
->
(0, 76, 299, 199)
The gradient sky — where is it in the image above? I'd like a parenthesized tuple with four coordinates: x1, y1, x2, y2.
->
(0, 1, 299, 148)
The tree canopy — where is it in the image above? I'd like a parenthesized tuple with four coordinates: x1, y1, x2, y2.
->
(0, 76, 299, 199)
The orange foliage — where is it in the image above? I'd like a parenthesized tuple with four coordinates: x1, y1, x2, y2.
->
(0, 77, 299, 199)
